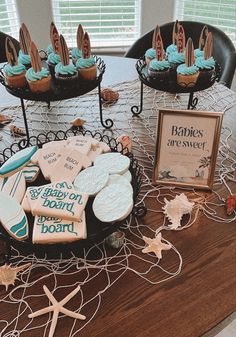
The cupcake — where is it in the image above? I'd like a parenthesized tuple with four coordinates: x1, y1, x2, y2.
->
(26, 41, 51, 93)
(166, 20, 179, 56)
(46, 22, 61, 76)
(145, 25, 159, 65)
(55, 34, 78, 85)
(195, 32, 215, 82)
(76, 32, 97, 80)
(4, 37, 27, 88)
(168, 25, 185, 70)
(148, 30, 170, 80)
(71, 24, 84, 64)
(177, 38, 199, 87)
(18, 23, 32, 69)
(194, 25, 208, 58)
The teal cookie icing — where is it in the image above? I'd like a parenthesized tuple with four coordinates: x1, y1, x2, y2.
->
(177, 63, 199, 75)
(47, 44, 54, 55)
(194, 48, 204, 58)
(47, 52, 61, 65)
(10, 216, 27, 238)
(4, 63, 25, 77)
(76, 57, 95, 69)
(55, 62, 77, 75)
(168, 51, 185, 64)
(72, 48, 82, 59)
(149, 59, 170, 71)
(18, 50, 31, 66)
(195, 56, 215, 70)
(166, 44, 177, 55)
(0, 146, 38, 176)
(26, 67, 50, 81)
(145, 48, 156, 59)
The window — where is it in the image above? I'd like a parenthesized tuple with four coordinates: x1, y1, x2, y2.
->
(51, 0, 141, 50)
(175, 0, 236, 46)
(0, 0, 19, 38)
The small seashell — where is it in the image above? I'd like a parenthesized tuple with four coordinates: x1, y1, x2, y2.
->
(9, 124, 26, 136)
(0, 114, 13, 124)
(225, 194, 236, 215)
(70, 118, 86, 127)
(101, 88, 119, 103)
(0, 263, 31, 291)
(116, 134, 132, 154)
(163, 193, 194, 229)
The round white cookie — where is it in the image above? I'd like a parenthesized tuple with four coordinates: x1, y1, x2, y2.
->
(94, 153, 130, 175)
(121, 170, 132, 183)
(74, 166, 109, 196)
(93, 183, 133, 222)
(107, 174, 133, 196)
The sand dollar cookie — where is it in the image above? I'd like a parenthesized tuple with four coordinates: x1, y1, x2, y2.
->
(107, 174, 133, 196)
(94, 153, 130, 175)
(74, 166, 109, 196)
(122, 170, 132, 183)
(93, 183, 133, 222)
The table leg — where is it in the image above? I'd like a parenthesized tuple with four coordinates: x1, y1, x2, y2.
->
(20, 98, 30, 143)
(98, 83, 114, 129)
(131, 81, 143, 116)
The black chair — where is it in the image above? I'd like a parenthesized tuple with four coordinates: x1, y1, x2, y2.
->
(125, 21, 236, 88)
(0, 31, 20, 63)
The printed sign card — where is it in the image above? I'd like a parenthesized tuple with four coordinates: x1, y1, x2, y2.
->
(153, 109, 223, 190)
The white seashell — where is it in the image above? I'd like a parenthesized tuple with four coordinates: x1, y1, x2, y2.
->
(162, 193, 194, 229)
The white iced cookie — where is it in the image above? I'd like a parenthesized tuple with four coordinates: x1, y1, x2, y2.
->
(38, 146, 62, 179)
(67, 136, 92, 155)
(94, 153, 130, 175)
(122, 170, 132, 183)
(107, 174, 133, 196)
(0, 191, 28, 241)
(42, 140, 67, 149)
(93, 183, 133, 222)
(0, 171, 26, 203)
(87, 146, 103, 162)
(74, 166, 109, 196)
(32, 212, 87, 244)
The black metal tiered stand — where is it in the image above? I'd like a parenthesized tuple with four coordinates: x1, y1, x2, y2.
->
(0, 56, 114, 144)
(131, 57, 220, 116)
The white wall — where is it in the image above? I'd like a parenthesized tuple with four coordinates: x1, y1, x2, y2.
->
(15, 0, 175, 51)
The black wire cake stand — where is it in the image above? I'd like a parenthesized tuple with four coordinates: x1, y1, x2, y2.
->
(131, 56, 221, 116)
(0, 56, 114, 142)
(0, 129, 145, 261)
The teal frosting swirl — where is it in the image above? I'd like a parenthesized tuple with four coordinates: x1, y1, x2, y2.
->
(71, 48, 82, 59)
(166, 44, 177, 55)
(48, 52, 61, 65)
(47, 44, 54, 55)
(177, 63, 199, 75)
(55, 62, 77, 75)
(145, 48, 156, 59)
(26, 67, 50, 81)
(4, 63, 26, 76)
(18, 50, 31, 66)
(194, 48, 204, 58)
(76, 57, 95, 69)
(149, 59, 170, 71)
(195, 56, 215, 70)
(168, 51, 185, 64)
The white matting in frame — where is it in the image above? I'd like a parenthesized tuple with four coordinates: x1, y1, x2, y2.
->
(153, 108, 224, 190)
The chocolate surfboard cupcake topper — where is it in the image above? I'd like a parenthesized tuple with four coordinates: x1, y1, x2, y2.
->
(172, 20, 180, 45)
(5, 37, 18, 66)
(199, 25, 209, 50)
(20, 23, 31, 54)
(155, 31, 164, 61)
(204, 32, 213, 60)
(77, 24, 84, 50)
(50, 22, 60, 54)
(152, 25, 160, 49)
(185, 38, 194, 67)
(82, 32, 91, 59)
(29, 41, 42, 73)
(177, 25, 185, 53)
(59, 34, 70, 66)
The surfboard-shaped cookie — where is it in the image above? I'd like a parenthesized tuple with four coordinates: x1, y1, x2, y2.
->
(0, 171, 26, 203)
(50, 22, 60, 54)
(185, 38, 195, 67)
(204, 32, 213, 60)
(22, 163, 40, 182)
(172, 20, 180, 45)
(82, 32, 91, 59)
(5, 37, 18, 66)
(77, 24, 84, 50)
(29, 41, 42, 73)
(0, 146, 38, 177)
(152, 25, 160, 49)
(155, 31, 164, 61)
(19, 23, 31, 54)
(199, 25, 209, 51)
(177, 25, 185, 53)
(58, 34, 70, 66)
(0, 191, 28, 241)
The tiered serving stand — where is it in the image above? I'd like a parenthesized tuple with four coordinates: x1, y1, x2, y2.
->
(131, 57, 221, 115)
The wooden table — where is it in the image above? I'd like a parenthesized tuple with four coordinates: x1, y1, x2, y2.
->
(0, 56, 236, 337)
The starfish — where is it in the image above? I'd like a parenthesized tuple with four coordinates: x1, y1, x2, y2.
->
(142, 233, 172, 259)
(0, 263, 31, 291)
(28, 285, 86, 337)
